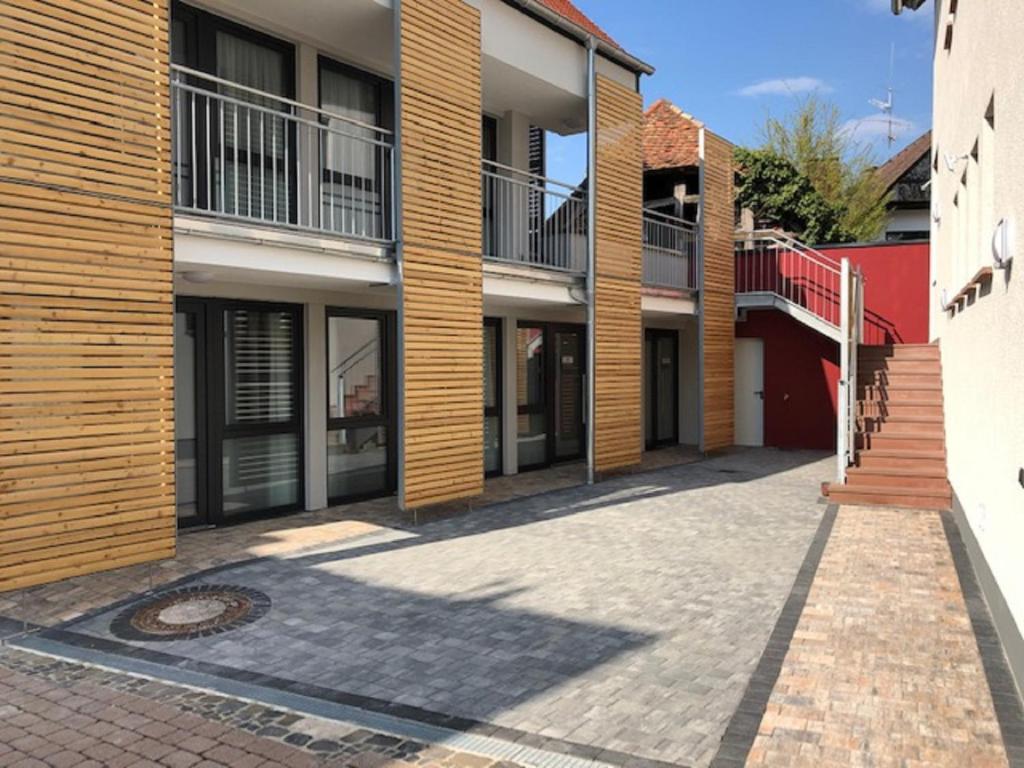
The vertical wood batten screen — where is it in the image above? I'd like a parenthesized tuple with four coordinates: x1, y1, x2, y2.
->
(0, 0, 175, 590)
(700, 131, 735, 451)
(594, 76, 644, 473)
(397, 0, 484, 508)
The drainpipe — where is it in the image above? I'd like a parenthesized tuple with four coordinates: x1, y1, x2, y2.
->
(392, 0, 406, 509)
(586, 37, 597, 486)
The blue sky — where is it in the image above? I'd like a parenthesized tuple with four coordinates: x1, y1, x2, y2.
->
(548, 0, 935, 182)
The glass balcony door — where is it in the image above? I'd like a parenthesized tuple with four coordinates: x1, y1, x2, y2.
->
(326, 309, 396, 504)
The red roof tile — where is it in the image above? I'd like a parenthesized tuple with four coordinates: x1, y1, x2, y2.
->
(534, 0, 619, 48)
(643, 99, 703, 171)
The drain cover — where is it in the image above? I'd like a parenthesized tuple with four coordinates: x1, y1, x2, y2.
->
(110, 585, 270, 642)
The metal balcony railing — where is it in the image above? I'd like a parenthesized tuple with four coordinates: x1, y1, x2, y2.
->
(734, 230, 844, 328)
(171, 64, 394, 243)
(481, 160, 586, 274)
(642, 210, 698, 290)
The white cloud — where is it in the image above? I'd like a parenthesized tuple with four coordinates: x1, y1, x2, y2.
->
(738, 77, 833, 97)
(841, 113, 918, 143)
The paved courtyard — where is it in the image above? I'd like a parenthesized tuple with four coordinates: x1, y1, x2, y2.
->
(32, 450, 830, 768)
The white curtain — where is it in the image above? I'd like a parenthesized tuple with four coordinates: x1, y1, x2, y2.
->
(216, 32, 288, 220)
(320, 68, 381, 237)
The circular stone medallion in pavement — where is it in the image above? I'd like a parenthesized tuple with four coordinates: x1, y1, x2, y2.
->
(110, 585, 271, 642)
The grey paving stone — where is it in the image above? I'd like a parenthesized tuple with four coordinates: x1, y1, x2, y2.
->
(65, 449, 832, 768)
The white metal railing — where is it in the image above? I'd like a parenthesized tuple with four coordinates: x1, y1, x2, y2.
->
(734, 230, 843, 329)
(837, 259, 865, 483)
(481, 160, 586, 273)
(643, 209, 698, 290)
(171, 64, 394, 242)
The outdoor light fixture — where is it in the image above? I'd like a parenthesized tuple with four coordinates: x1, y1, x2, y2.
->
(944, 151, 969, 172)
(182, 270, 215, 284)
(992, 218, 1015, 269)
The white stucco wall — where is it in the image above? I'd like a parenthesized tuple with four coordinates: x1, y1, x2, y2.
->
(929, 0, 1024, 683)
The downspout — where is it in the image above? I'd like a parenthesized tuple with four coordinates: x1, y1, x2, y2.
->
(392, 0, 407, 509)
(586, 37, 597, 486)
(696, 126, 706, 454)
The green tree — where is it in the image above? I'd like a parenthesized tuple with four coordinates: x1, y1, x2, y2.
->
(734, 147, 849, 245)
(760, 95, 890, 242)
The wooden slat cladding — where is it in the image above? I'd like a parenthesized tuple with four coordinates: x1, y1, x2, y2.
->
(0, 0, 174, 592)
(594, 76, 643, 473)
(398, 0, 484, 509)
(700, 130, 735, 451)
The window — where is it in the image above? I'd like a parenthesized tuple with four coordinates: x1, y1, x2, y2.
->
(483, 319, 503, 476)
(170, 3, 295, 221)
(319, 58, 393, 240)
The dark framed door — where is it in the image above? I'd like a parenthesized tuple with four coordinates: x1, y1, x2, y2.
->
(326, 308, 397, 504)
(175, 297, 304, 527)
(483, 318, 503, 477)
(174, 299, 209, 528)
(515, 322, 585, 471)
(645, 328, 679, 450)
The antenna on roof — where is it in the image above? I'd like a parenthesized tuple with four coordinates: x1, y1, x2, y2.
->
(868, 43, 897, 148)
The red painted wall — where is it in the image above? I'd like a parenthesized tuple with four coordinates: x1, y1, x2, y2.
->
(819, 242, 930, 345)
(736, 241, 929, 449)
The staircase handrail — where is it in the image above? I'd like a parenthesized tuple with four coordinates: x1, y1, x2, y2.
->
(734, 229, 842, 274)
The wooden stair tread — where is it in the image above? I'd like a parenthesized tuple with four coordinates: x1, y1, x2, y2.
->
(831, 483, 950, 498)
(847, 466, 948, 479)
(857, 447, 946, 459)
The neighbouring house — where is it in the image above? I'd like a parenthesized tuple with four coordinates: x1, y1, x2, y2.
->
(874, 130, 932, 242)
(0, 0, 738, 591)
(642, 99, 930, 452)
(893, 0, 1024, 694)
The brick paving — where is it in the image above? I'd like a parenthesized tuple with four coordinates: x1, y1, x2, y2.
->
(58, 450, 830, 767)
(745, 505, 1011, 768)
(0, 647, 522, 768)
(0, 448, 697, 629)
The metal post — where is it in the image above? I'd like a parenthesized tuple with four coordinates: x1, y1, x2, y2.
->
(585, 38, 597, 485)
(837, 257, 851, 482)
(392, 0, 407, 510)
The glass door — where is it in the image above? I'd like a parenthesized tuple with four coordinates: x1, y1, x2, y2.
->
(217, 303, 304, 519)
(326, 309, 395, 503)
(516, 322, 586, 470)
(174, 300, 208, 527)
(483, 319, 503, 476)
(552, 327, 584, 461)
(516, 324, 548, 470)
(645, 328, 679, 449)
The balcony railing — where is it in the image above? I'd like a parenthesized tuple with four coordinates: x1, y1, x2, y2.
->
(643, 210, 698, 290)
(171, 65, 394, 243)
(482, 160, 586, 274)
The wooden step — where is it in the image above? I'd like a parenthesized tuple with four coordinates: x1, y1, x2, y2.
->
(846, 466, 950, 491)
(859, 344, 940, 361)
(858, 416, 945, 435)
(857, 432, 945, 452)
(858, 385, 944, 403)
(857, 401, 945, 419)
(856, 448, 947, 473)
(827, 483, 951, 511)
(857, 371, 943, 388)
(858, 358, 941, 375)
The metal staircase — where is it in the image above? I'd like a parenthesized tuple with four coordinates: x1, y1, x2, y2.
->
(734, 230, 866, 484)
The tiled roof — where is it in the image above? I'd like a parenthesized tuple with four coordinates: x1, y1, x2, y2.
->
(534, 0, 619, 48)
(875, 130, 932, 191)
(643, 98, 704, 171)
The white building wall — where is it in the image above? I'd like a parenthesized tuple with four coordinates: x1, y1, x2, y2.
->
(883, 208, 930, 240)
(929, 0, 1024, 688)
